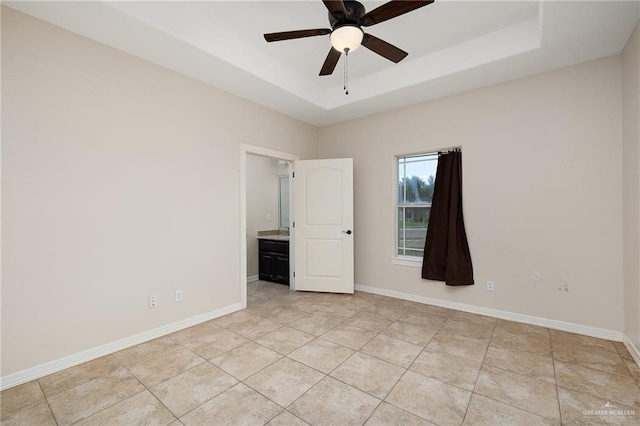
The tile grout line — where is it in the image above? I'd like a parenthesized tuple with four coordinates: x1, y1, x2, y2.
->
(110, 351, 182, 424)
(549, 335, 564, 425)
(36, 379, 60, 426)
(39, 356, 158, 426)
(551, 362, 640, 413)
(553, 340, 634, 377)
(461, 323, 567, 423)
(470, 392, 562, 424)
(113, 332, 239, 424)
(472, 324, 572, 423)
(460, 316, 499, 425)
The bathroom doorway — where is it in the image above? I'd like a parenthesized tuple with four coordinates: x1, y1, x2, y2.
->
(246, 155, 292, 287)
(239, 144, 298, 308)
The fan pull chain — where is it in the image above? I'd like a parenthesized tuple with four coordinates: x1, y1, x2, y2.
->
(344, 48, 350, 95)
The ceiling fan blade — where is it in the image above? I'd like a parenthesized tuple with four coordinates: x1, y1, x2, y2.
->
(319, 48, 341, 76)
(264, 28, 331, 42)
(361, 33, 408, 63)
(322, 0, 348, 20)
(359, 0, 434, 27)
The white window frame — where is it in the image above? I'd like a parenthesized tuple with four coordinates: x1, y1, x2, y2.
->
(391, 152, 438, 267)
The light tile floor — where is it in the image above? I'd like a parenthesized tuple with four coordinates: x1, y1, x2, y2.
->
(2, 281, 640, 425)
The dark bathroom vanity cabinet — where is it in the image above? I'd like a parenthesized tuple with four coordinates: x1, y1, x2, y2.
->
(258, 238, 289, 284)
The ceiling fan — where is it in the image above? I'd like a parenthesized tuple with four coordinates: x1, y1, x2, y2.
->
(264, 0, 434, 76)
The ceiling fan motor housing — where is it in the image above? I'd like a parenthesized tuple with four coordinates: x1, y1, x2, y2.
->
(329, 0, 366, 30)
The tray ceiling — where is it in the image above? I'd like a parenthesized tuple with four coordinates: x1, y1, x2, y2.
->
(6, 1, 640, 126)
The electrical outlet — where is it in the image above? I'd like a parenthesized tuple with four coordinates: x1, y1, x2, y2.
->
(486, 281, 495, 291)
(175, 290, 183, 302)
(149, 296, 157, 308)
(267, 213, 272, 221)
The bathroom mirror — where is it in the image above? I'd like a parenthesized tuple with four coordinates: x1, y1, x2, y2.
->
(278, 175, 289, 229)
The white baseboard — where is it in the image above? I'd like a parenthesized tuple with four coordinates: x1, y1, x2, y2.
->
(247, 275, 259, 283)
(355, 284, 624, 342)
(0, 303, 243, 391)
(623, 334, 640, 366)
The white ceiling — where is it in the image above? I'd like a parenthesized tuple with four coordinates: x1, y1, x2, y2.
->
(6, 1, 640, 126)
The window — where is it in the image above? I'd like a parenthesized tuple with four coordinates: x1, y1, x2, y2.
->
(396, 153, 438, 258)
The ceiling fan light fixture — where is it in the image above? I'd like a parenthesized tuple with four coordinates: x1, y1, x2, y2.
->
(330, 25, 363, 53)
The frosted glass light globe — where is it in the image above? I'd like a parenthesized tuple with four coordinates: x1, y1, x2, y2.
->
(330, 25, 363, 53)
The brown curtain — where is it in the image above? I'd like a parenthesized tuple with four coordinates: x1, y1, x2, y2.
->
(421, 150, 474, 286)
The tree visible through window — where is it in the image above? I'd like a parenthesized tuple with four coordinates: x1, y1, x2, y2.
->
(397, 153, 438, 257)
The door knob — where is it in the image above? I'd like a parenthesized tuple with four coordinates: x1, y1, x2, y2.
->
(342, 230, 352, 235)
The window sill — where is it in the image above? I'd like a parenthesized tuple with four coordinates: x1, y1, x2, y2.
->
(390, 256, 422, 268)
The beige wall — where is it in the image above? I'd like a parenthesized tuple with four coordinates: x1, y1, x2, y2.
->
(1, 8, 318, 376)
(246, 155, 280, 278)
(622, 19, 640, 353)
(319, 56, 624, 332)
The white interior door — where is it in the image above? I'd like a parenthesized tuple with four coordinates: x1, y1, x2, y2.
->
(294, 158, 354, 293)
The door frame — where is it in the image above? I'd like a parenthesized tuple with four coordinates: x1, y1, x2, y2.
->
(240, 144, 299, 308)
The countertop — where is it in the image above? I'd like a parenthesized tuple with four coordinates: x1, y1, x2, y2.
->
(257, 235, 290, 241)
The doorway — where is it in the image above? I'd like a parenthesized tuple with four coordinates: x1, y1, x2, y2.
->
(240, 144, 299, 308)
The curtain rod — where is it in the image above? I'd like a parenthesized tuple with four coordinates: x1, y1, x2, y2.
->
(438, 147, 462, 154)
(401, 146, 462, 159)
